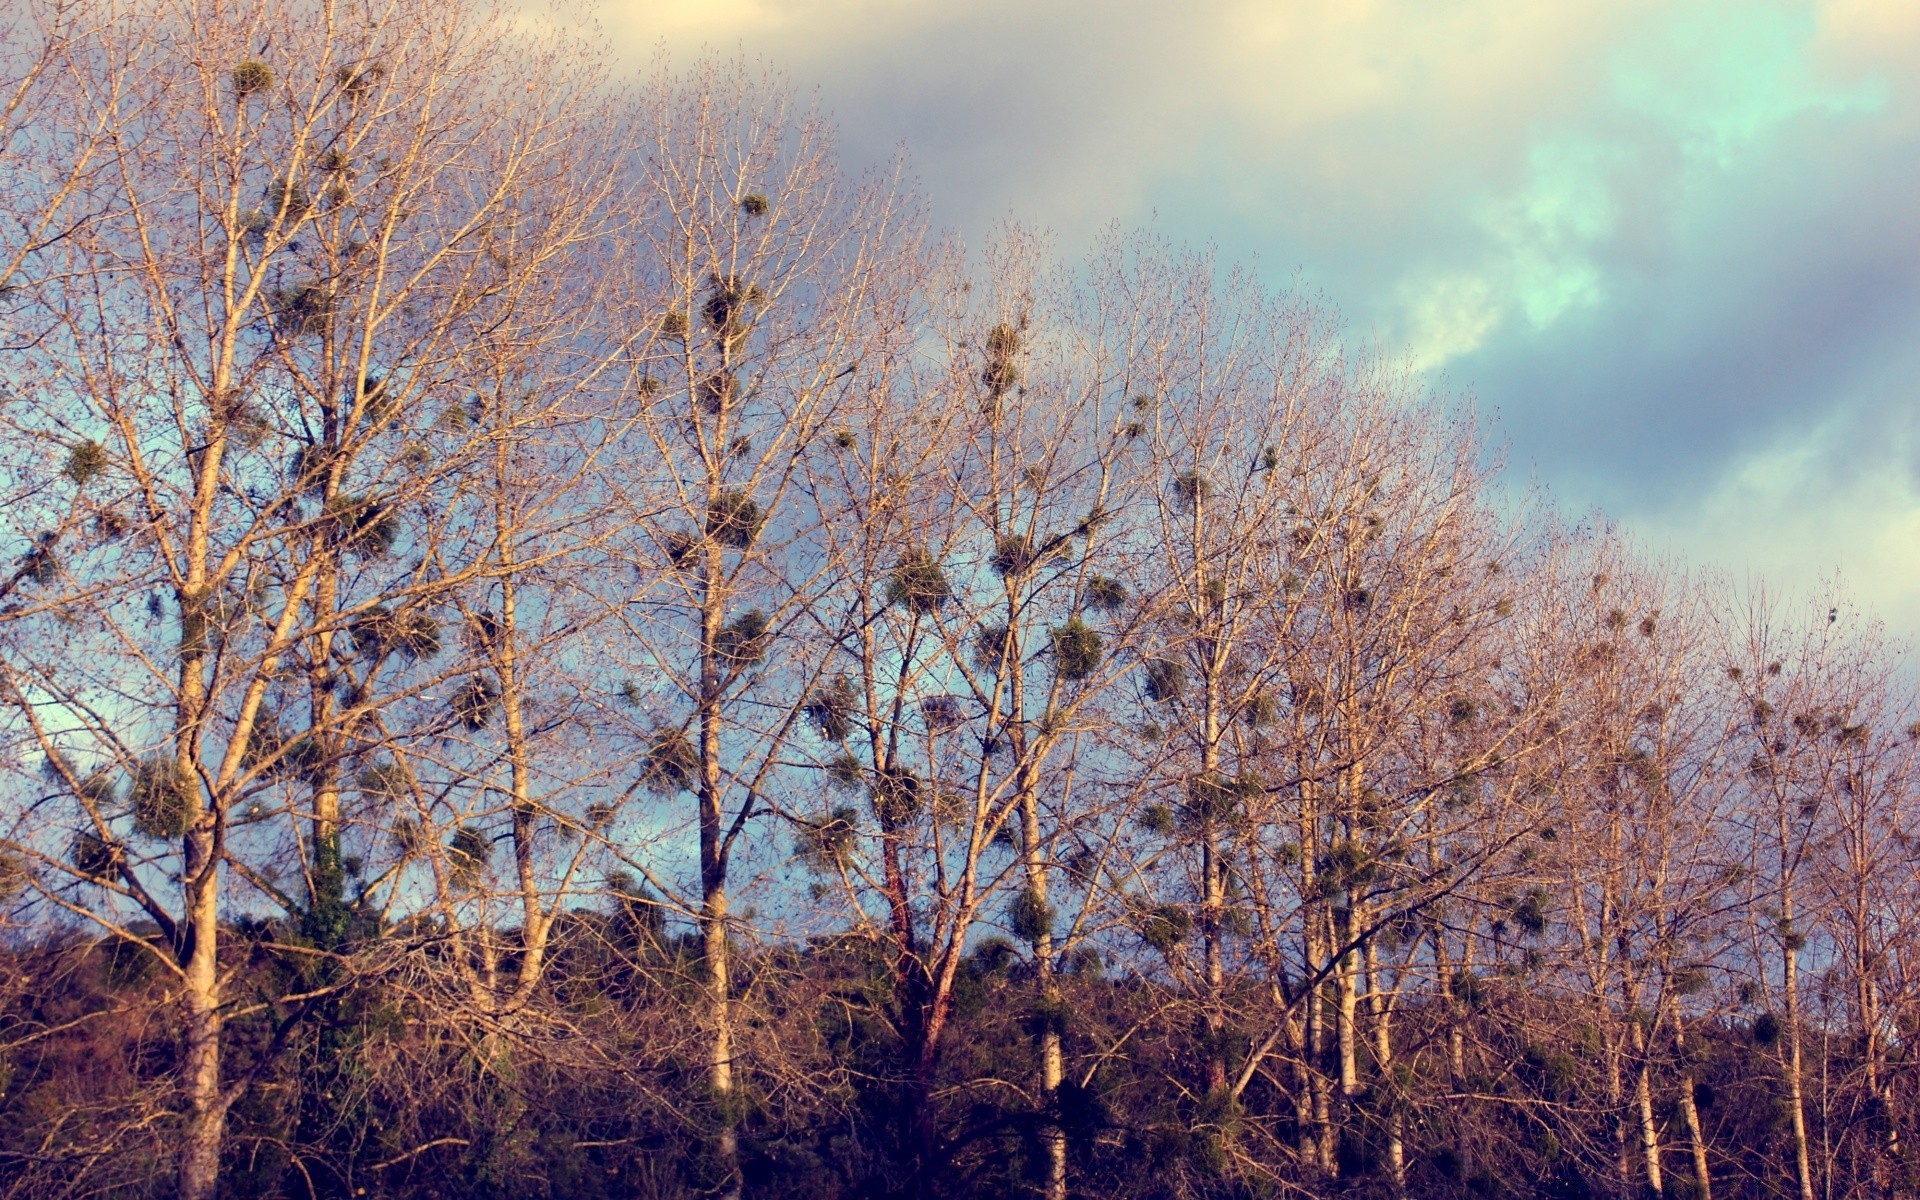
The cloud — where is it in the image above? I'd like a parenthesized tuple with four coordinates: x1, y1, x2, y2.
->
(1646, 397, 1920, 630)
(1400, 272, 1502, 371)
(1397, 138, 1626, 368)
(602, 0, 1920, 629)
(1388, 1, 1888, 374)
(1613, 2, 1886, 168)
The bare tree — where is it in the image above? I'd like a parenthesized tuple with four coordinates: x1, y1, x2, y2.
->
(0, 2, 616, 1193)
(598, 56, 926, 1198)
(1723, 590, 1904, 1200)
(1805, 635, 1920, 1199)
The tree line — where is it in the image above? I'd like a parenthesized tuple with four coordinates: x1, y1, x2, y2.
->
(1, 3, 1917, 1199)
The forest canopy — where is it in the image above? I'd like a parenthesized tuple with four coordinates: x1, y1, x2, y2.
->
(0, 3, 1915, 1200)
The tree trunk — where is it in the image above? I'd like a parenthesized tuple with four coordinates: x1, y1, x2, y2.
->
(1783, 918, 1816, 1200)
(304, 552, 345, 948)
(1199, 632, 1229, 1100)
(1435, 922, 1470, 1179)
(1606, 1034, 1631, 1198)
(1309, 978, 1335, 1175)
(1366, 940, 1405, 1192)
(701, 885, 740, 1200)
(1860, 972, 1899, 1198)
(1039, 1010, 1065, 1200)
(700, 549, 741, 1199)
(178, 822, 225, 1200)
(1303, 842, 1335, 1176)
(904, 972, 954, 1200)
(1674, 1018, 1712, 1200)
(176, 526, 225, 1200)
(1632, 1019, 1664, 1197)
(1289, 1016, 1317, 1166)
(1202, 833, 1229, 1097)
(1335, 910, 1359, 1103)
(1018, 783, 1067, 1200)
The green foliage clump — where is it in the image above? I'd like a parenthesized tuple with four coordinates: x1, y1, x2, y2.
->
(43, 752, 114, 806)
(62, 441, 107, 487)
(662, 529, 698, 569)
(19, 533, 58, 585)
(706, 489, 763, 549)
(356, 759, 414, 800)
(1670, 965, 1711, 996)
(714, 609, 771, 668)
(1065, 946, 1104, 977)
(642, 725, 699, 795)
(230, 59, 274, 99)
(1172, 469, 1211, 507)
(446, 824, 491, 887)
(1138, 903, 1191, 954)
(805, 676, 858, 742)
(266, 176, 310, 221)
(825, 752, 863, 790)
(1008, 887, 1054, 945)
(1521, 1044, 1581, 1103)
(242, 712, 326, 783)
(287, 442, 335, 493)
(1144, 657, 1185, 703)
(1508, 886, 1550, 938)
(871, 766, 921, 825)
(703, 273, 765, 339)
(450, 676, 501, 730)
(1316, 839, 1377, 890)
(696, 371, 737, 414)
(991, 533, 1036, 578)
(796, 805, 857, 869)
(0, 850, 29, 901)
(69, 830, 120, 878)
(1050, 617, 1103, 681)
(981, 322, 1020, 398)
(325, 494, 398, 556)
(269, 280, 331, 337)
(1184, 771, 1259, 829)
(973, 623, 1014, 674)
(128, 756, 196, 841)
(1022, 992, 1072, 1039)
(606, 870, 666, 948)
(391, 817, 428, 858)
(1240, 691, 1276, 727)
(353, 375, 400, 425)
(335, 62, 385, 95)
(351, 605, 441, 661)
(738, 193, 769, 217)
(1450, 969, 1487, 1008)
(1084, 574, 1128, 613)
(886, 549, 951, 613)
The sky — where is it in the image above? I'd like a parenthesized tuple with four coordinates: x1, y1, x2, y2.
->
(606, 0, 1920, 634)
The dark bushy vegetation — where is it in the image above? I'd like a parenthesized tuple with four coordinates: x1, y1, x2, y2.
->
(2, 921, 1916, 1199)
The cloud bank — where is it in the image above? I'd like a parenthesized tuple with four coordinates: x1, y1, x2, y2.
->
(608, 0, 1920, 629)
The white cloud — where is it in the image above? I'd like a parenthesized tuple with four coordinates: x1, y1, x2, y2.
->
(1642, 407, 1920, 633)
